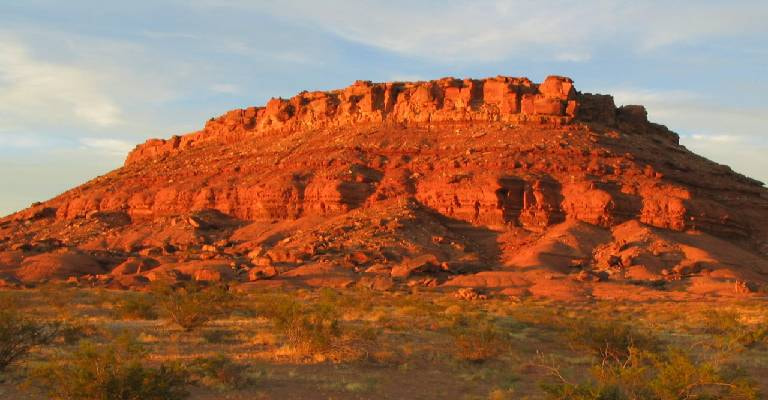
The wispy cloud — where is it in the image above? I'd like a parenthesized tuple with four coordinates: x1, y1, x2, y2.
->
(205, 1, 768, 62)
(607, 87, 767, 137)
(0, 133, 45, 149)
(689, 134, 744, 144)
(605, 86, 767, 182)
(79, 137, 135, 156)
(0, 36, 122, 128)
(0, 0, 765, 215)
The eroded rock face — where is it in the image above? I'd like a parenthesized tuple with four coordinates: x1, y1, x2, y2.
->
(2, 74, 767, 298)
(124, 76, 583, 166)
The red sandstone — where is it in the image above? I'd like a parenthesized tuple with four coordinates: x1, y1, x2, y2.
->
(1, 75, 767, 300)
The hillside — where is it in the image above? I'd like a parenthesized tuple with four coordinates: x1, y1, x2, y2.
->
(2, 75, 767, 300)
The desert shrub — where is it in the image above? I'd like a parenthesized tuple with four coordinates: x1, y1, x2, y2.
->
(541, 347, 760, 400)
(153, 282, 234, 331)
(648, 348, 759, 400)
(450, 319, 510, 362)
(256, 293, 378, 360)
(56, 319, 102, 345)
(188, 354, 253, 390)
(567, 318, 658, 362)
(29, 336, 189, 400)
(701, 310, 743, 334)
(700, 310, 768, 350)
(0, 309, 59, 373)
(114, 294, 158, 320)
(257, 294, 339, 354)
(283, 301, 340, 355)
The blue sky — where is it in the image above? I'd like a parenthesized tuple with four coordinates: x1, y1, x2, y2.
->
(1, 1, 767, 216)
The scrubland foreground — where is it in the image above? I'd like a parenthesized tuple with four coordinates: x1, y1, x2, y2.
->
(1, 284, 767, 399)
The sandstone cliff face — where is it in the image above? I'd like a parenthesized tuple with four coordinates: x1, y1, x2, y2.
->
(124, 76, 584, 166)
(2, 74, 767, 299)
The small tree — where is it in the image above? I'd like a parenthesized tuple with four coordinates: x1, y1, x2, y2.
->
(0, 309, 59, 373)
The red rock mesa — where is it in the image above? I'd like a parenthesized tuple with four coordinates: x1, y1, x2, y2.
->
(2, 75, 767, 300)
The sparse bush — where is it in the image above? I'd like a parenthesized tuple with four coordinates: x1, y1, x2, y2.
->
(280, 299, 341, 355)
(700, 310, 768, 350)
(0, 309, 59, 373)
(256, 293, 378, 360)
(114, 294, 158, 320)
(540, 347, 760, 400)
(29, 336, 189, 400)
(56, 319, 102, 345)
(648, 348, 759, 400)
(188, 354, 252, 390)
(451, 319, 509, 362)
(701, 310, 742, 334)
(567, 318, 658, 362)
(153, 282, 234, 331)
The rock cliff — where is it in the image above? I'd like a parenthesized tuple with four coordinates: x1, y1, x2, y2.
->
(1, 75, 767, 300)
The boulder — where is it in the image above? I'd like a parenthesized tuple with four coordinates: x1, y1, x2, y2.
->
(16, 252, 104, 282)
(390, 254, 441, 279)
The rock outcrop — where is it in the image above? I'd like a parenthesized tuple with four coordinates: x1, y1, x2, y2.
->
(1, 74, 767, 300)
(124, 76, 584, 166)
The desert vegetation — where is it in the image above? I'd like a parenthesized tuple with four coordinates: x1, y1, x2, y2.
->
(0, 285, 766, 399)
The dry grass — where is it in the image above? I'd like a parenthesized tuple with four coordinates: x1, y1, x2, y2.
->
(0, 287, 766, 399)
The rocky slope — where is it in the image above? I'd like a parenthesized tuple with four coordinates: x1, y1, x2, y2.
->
(2, 75, 767, 300)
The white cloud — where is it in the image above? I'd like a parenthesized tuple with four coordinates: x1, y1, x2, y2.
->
(605, 86, 767, 183)
(689, 134, 743, 144)
(632, 3, 768, 51)
(221, 41, 316, 65)
(202, 1, 768, 62)
(79, 137, 135, 156)
(0, 36, 122, 128)
(608, 87, 766, 138)
(0, 133, 45, 148)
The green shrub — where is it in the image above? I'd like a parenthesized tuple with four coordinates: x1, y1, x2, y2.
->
(29, 336, 189, 400)
(153, 282, 234, 331)
(0, 309, 59, 373)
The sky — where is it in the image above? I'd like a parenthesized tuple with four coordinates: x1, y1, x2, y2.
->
(1, 1, 767, 216)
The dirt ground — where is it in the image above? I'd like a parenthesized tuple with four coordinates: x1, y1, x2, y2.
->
(1, 286, 767, 399)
